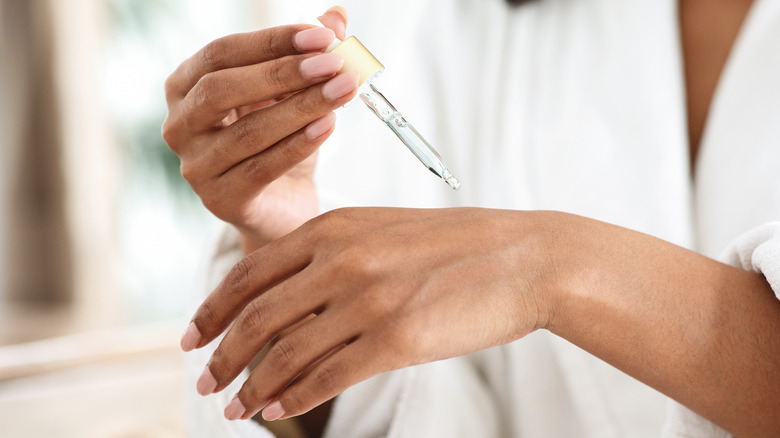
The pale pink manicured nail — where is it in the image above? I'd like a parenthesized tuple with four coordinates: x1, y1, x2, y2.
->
(300, 53, 344, 79)
(262, 400, 285, 421)
(322, 71, 359, 100)
(318, 12, 346, 40)
(305, 113, 337, 139)
(196, 367, 218, 396)
(224, 395, 246, 421)
(294, 27, 335, 52)
(180, 322, 202, 352)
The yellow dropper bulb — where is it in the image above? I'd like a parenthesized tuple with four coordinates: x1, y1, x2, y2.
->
(328, 36, 384, 86)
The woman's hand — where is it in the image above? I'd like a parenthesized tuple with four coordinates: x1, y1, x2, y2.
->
(180, 206, 780, 435)
(162, 8, 355, 253)
(180, 207, 563, 421)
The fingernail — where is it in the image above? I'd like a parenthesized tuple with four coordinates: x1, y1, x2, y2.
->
(294, 27, 335, 52)
(180, 322, 202, 352)
(305, 113, 337, 139)
(322, 71, 359, 100)
(326, 6, 349, 22)
(318, 11, 347, 39)
(196, 367, 218, 396)
(224, 395, 246, 421)
(262, 400, 285, 421)
(300, 53, 344, 79)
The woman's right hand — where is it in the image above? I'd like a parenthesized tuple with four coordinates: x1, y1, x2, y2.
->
(162, 8, 357, 253)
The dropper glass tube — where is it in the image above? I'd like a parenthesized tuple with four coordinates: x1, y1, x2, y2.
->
(327, 36, 461, 191)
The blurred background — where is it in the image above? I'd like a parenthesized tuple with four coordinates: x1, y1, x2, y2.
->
(0, 0, 314, 436)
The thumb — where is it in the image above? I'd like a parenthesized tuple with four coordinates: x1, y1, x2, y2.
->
(318, 6, 348, 40)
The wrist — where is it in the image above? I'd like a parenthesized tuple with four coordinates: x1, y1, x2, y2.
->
(239, 231, 273, 255)
(502, 210, 586, 334)
(530, 211, 600, 335)
(235, 190, 320, 254)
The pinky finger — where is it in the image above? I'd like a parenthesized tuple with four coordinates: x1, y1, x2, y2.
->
(261, 340, 384, 422)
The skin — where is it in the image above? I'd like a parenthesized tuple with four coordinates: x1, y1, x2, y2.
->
(163, 8, 355, 256)
(164, 2, 780, 437)
(680, 0, 755, 171)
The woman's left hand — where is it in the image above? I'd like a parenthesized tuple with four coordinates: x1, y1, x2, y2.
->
(181, 207, 567, 421)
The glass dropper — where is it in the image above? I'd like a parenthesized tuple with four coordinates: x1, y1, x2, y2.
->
(327, 36, 460, 191)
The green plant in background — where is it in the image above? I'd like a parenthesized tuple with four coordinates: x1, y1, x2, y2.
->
(107, 0, 201, 207)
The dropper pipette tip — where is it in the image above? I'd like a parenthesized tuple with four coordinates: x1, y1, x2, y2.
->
(443, 169, 461, 191)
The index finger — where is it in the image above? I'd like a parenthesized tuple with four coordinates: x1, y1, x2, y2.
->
(166, 24, 335, 100)
(180, 223, 317, 351)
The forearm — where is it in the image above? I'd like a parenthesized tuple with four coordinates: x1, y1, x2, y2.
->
(547, 216, 780, 437)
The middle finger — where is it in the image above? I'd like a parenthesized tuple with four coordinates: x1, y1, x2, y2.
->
(181, 52, 345, 130)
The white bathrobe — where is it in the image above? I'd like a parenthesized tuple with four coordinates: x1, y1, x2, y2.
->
(186, 0, 780, 436)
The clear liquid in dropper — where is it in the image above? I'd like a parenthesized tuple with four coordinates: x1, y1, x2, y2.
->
(359, 84, 460, 191)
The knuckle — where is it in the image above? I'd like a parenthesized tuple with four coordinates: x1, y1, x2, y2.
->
(316, 207, 347, 228)
(179, 157, 217, 199)
(224, 256, 256, 292)
(231, 117, 260, 146)
(312, 364, 341, 394)
(385, 324, 423, 359)
(265, 58, 290, 92)
(331, 247, 382, 285)
(178, 160, 197, 184)
(292, 88, 323, 119)
(304, 208, 351, 250)
(191, 72, 227, 111)
(200, 36, 229, 71)
(325, 207, 358, 222)
(237, 298, 268, 335)
(332, 246, 363, 274)
(233, 256, 255, 281)
(266, 339, 298, 370)
(240, 153, 273, 184)
(242, 152, 266, 176)
(266, 29, 290, 59)
(164, 75, 179, 102)
(161, 116, 182, 149)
